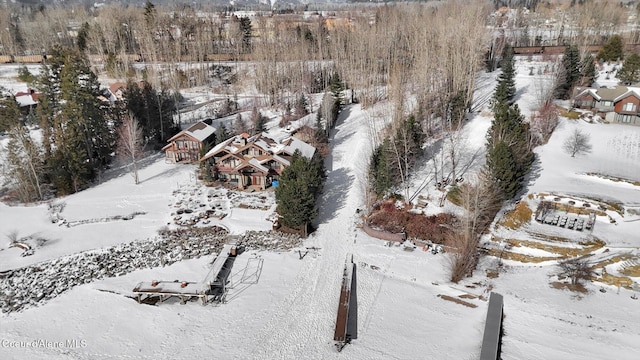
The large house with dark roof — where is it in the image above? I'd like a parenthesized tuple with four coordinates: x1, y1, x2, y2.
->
(162, 120, 217, 163)
(574, 86, 640, 125)
(200, 132, 317, 190)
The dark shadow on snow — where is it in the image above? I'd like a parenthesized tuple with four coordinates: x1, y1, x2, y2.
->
(314, 167, 354, 226)
(346, 263, 358, 341)
(98, 152, 167, 184)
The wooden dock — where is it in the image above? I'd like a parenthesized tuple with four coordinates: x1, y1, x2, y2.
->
(334, 254, 357, 351)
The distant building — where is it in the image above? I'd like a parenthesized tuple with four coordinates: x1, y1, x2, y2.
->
(574, 85, 640, 125)
(200, 132, 316, 190)
(163, 119, 217, 163)
(109, 82, 127, 101)
(14, 88, 40, 114)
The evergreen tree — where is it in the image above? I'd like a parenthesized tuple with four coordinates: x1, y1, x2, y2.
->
(0, 90, 21, 133)
(144, 1, 156, 27)
(34, 46, 114, 194)
(580, 53, 597, 87)
(598, 34, 624, 62)
(493, 45, 516, 106)
(330, 71, 344, 105)
(77, 22, 90, 51)
(275, 151, 325, 235)
(294, 93, 309, 117)
(255, 113, 267, 134)
(250, 106, 266, 134)
(126, 81, 177, 147)
(448, 90, 468, 128)
(394, 114, 424, 175)
(35, 50, 65, 158)
(618, 53, 640, 85)
(556, 45, 581, 100)
(215, 123, 231, 144)
(485, 140, 520, 199)
(485, 103, 534, 200)
(314, 107, 327, 143)
(239, 17, 252, 53)
(370, 139, 394, 196)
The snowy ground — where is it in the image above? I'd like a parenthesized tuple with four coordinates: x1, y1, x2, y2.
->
(1, 56, 640, 359)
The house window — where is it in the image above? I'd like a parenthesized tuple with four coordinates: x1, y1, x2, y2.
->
(602, 101, 613, 107)
(617, 114, 634, 123)
(623, 102, 636, 112)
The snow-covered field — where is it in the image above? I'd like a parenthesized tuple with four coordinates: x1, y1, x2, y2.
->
(1, 55, 640, 360)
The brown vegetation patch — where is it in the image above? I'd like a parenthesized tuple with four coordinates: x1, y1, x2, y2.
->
(619, 265, 640, 277)
(486, 270, 500, 278)
(458, 294, 477, 299)
(526, 232, 574, 243)
(486, 248, 558, 263)
(548, 202, 606, 217)
(368, 200, 456, 243)
(588, 253, 636, 270)
(437, 294, 477, 308)
(237, 203, 271, 210)
(597, 271, 635, 289)
(585, 172, 640, 187)
(559, 108, 581, 119)
(488, 237, 605, 262)
(550, 281, 588, 293)
(498, 201, 533, 229)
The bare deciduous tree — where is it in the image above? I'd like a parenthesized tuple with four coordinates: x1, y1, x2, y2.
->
(558, 257, 595, 286)
(530, 102, 559, 147)
(117, 111, 145, 184)
(1, 125, 44, 202)
(563, 128, 592, 157)
(447, 174, 501, 283)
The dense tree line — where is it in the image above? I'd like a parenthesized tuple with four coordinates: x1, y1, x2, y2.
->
(1, 46, 180, 200)
(369, 115, 424, 199)
(487, 50, 535, 200)
(122, 79, 178, 148)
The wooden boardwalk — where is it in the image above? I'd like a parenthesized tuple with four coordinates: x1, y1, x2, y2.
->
(334, 254, 357, 351)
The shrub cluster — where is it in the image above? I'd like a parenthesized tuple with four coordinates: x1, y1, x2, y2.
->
(368, 201, 456, 243)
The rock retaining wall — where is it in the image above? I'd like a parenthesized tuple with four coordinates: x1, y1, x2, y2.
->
(0, 228, 302, 313)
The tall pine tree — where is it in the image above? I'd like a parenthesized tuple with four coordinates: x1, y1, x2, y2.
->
(580, 53, 597, 87)
(556, 45, 581, 100)
(618, 53, 640, 85)
(493, 45, 516, 107)
(485, 103, 534, 200)
(275, 151, 325, 236)
(35, 46, 114, 194)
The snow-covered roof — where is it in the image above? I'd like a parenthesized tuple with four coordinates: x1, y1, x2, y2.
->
(576, 86, 631, 102)
(279, 136, 316, 159)
(15, 94, 37, 107)
(613, 87, 640, 103)
(167, 121, 216, 142)
(201, 137, 236, 160)
(185, 121, 216, 142)
(201, 132, 316, 161)
(245, 158, 269, 173)
(272, 154, 290, 167)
